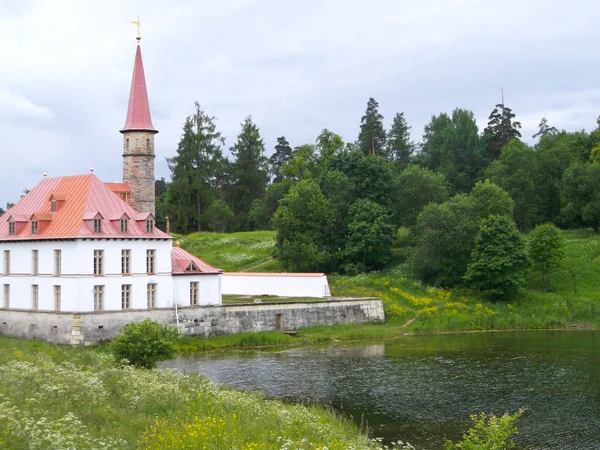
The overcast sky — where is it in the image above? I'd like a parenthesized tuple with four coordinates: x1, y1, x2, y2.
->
(0, 0, 598, 206)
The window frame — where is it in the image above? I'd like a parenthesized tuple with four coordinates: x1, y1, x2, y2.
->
(190, 281, 199, 306)
(146, 249, 156, 274)
(147, 283, 157, 308)
(121, 284, 131, 310)
(50, 200, 57, 212)
(31, 220, 38, 235)
(4, 250, 10, 275)
(3, 284, 9, 309)
(54, 285, 61, 311)
(94, 285, 104, 311)
(54, 249, 61, 276)
(93, 218, 102, 233)
(32, 284, 38, 310)
(120, 218, 128, 233)
(94, 249, 104, 276)
(121, 249, 131, 275)
(146, 219, 154, 233)
(8, 222, 15, 235)
(32, 250, 39, 275)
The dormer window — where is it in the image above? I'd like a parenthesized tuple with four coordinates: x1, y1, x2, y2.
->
(186, 262, 199, 271)
(146, 219, 154, 233)
(94, 218, 102, 233)
(50, 200, 57, 212)
(120, 219, 128, 233)
(8, 222, 15, 235)
(31, 220, 39, 235)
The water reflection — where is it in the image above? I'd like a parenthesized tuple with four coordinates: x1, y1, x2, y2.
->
(162, 331, 600, 449)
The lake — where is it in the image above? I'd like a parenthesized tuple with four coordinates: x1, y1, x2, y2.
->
(161, 331, 600, 449)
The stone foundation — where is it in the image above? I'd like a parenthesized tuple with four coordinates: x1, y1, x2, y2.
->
(0, 298, 384, 345)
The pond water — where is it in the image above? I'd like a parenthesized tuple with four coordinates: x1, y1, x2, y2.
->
(161, 331, 600, 449)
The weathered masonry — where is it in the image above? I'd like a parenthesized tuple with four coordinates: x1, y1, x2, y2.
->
(0, 298, 384, 345)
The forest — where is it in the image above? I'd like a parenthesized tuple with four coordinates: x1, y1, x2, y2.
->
(158, 98, 600, 296)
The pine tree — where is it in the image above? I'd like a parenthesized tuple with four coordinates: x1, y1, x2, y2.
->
(357, 98, 386, 157)
(229, 116, 269, 230)
(483, 103, 522, 160)
(269, 136, 293, 183)
(166, 102, 225, 233)
(532, 116, 558, 139)
(386, 112, 414, 166)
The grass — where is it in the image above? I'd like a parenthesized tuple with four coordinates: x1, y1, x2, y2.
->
(177, 231, 278, 272)
(176, 229, 600, 352)
(0, 335, 392, 450)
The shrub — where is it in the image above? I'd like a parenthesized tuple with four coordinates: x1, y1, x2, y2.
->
(528, 224, 565, 288)
(444, 410, 523, 450)
(110, 319, 179, 369)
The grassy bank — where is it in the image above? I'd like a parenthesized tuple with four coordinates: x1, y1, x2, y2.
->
(176, 229, 600, 351)
(0, 336, 389, 449)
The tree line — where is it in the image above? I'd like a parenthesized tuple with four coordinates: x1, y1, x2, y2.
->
(158, 97, 595, 295)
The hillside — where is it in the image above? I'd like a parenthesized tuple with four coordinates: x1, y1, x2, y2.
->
(180, 229, 600, 333)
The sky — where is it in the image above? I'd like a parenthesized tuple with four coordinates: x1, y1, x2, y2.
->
(0, 0, 599, 206)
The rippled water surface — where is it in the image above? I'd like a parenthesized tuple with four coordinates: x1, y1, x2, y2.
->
(162, 331, 600, 449)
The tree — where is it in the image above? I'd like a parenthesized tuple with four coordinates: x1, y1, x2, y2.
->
(269, 136, 293, 183)
(528, 224, 565, 288)
(464, 215, 530, 298)
(273, 180, 334, 272)
(110, 319, 179, 369)
(345, 199, 395, 270)
(166, 102, 225, 233)
(229, 116, 269, 230)
(469, 180, 515, 221)
(204, 199, 234, 232)
(483, 103, 522, 160)
(560, 162, 600, 230)
(281, 144, 317, 181)
(357, 98, 386, 157)
(532, 116, 558, 139)
(418, 109, 483, 194)
(315, 129, 345, 167)
(155, 177, 167, 197)
(486, 140, 539, 230)
(386, 112, 414, 166)
(396, 165, 449, 228)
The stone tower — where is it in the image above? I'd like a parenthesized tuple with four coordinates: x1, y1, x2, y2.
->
(120, 38, 157, 215)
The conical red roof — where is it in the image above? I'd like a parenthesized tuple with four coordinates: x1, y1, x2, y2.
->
(121, 44, 157, 133)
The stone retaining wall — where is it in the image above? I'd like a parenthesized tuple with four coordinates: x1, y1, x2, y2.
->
(0, 298, 384, 345)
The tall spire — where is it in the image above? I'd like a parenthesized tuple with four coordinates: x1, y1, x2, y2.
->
(120, 43, 157, 133)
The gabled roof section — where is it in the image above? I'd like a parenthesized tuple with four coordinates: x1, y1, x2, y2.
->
(120, 44, 157, 134)
(0, 174, 170, 241)
(105, 182, 131, 194)
(7, 214, 31, 222)
(171, 246, 222, 275)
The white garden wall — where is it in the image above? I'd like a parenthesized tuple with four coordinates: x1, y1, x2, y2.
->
(222, 273, 331, 298)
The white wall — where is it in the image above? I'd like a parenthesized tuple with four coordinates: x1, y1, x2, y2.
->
(173, 275, 221, 306)
(0, 239, 221, 312)
(222, 273, 331, 298)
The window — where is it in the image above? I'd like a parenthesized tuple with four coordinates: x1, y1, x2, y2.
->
(94, 285, 104, 311)
(4, 250, 9, 275)
(121, 284, 131, 309)
(121, 249, 131, 274)
(3, 284, 9, 308)
(31, 285, 38, 310)
(8, 222, 15, 235)
(94, 250, 104, 275)
(186, 262, 199, 271)
(146, 219, 154, 233)
(31, 220, 38, 235)
(146, 138, 150, 148)
(54, 250, 61, 276)
(146, 249, 156, 274)
(50, 200, 57, 212)
(125, 138, 129, 150)
(120, 219, 128, 233)
(93, 218, 102, 233)
(54, 285, 61, 311)
(147, 283, 157, 308)
(32, 250, 39, 275)
(190, 281, 199, 306)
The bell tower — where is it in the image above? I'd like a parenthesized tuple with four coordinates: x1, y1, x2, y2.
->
(120, 32, 157, 215)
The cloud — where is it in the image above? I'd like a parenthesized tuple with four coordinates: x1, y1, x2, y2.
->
(0, 88, 54, 123)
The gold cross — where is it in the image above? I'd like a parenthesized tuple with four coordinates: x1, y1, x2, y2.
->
(132, 17, 141, 40)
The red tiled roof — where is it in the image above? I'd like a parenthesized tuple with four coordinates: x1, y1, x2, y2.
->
(0, 174, 170, 241)
(121, 44, 157, 133)
(171, 246, 222, 275)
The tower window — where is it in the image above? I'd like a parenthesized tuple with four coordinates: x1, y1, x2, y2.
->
(146, 219, 154, 233)
(31, 220, 39, 235)
(120, 219, 128, 233)
(50, 200, 57, 212)
(93, 218, 102, 233)
(125, 138, 129, 150)
(8, 222, 15, 235)
(146, 138, 150, 147)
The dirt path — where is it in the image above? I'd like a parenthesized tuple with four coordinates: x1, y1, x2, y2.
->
(241, 257, 275, 272)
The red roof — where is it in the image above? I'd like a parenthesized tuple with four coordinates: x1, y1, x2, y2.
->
(105, 182, 131, 193)
(121, 44, 157, 133)
(0, 174, 169, 241)
(171, 246, 222, 275)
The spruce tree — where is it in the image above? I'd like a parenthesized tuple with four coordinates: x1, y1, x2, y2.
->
(269, 136, 293, 183)
(357, 98, 386, 157)
(386, 112, 414, 166)
(483, 103, 522, 160)
(229, 116, 269, 230)
(166, 102, 225, 233)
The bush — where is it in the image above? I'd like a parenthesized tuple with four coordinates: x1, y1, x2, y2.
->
(444, 410, 523, 450)
(110, 319, 180, 369)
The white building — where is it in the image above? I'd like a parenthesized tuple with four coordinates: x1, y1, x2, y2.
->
(0, 36, 223, 314)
